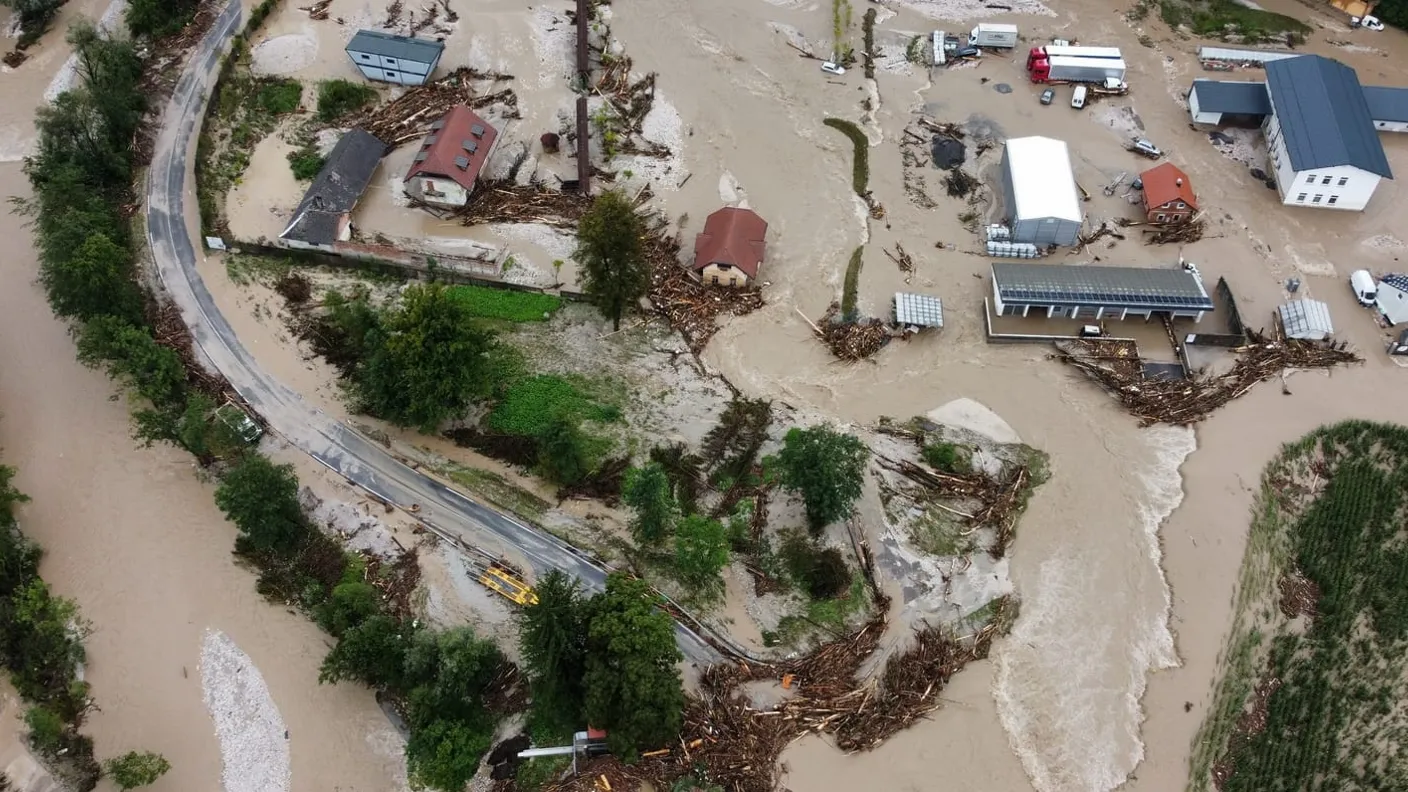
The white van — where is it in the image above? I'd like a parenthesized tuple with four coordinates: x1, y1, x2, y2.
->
(1351, 269, 1378, 306)
(1070, 85, 1087, 109)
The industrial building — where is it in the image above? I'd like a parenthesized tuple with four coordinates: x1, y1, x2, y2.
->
(1185, 55, 1404, 211)
(280, 129, 386, 250)
(999, 137, 1083, 246)
(1278, 299, 1334, 341)
(990, 262, 1214, 322)
(344, 30, 445, 86)
(404, 105, 498, 209)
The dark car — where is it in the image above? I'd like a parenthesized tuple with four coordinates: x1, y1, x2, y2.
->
(1040, 88, 1055, 105)
(953, 46, 980, 59)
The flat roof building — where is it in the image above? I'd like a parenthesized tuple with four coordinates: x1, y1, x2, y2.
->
(894, 292, 944, 331)
(999, 137, 1083, 247)
(991, 262, 1213, 322)
(1278, 299, 1333, 340)
(345, 30, 445, 86)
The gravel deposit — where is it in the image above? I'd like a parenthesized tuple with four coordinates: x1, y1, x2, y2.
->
(530, 6, 576, 87)
(614, 93, 686, 190)
(201, 630, 291, 792)
(251, 32, 319, 76)
(897, 0, 1053, 22)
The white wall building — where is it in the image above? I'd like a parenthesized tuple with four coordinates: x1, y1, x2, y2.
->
(344, 30, 445, 86)
(1376, 275, 1408, 325)
(999, 137, 1083, 246)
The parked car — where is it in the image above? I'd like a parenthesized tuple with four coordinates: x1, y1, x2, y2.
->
(953, 46, 981, 59)
(1070, 85, 1087, 109)
(1352, 14, 1385, 30)
(1040, 88, 1055, 105)
(1351, 269, 1378, 306)
(821, 60, 846, 75)
(1130, 138, 1163, 159)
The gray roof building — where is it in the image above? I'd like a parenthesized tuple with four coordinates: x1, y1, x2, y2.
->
(1363, 86, 1408, 123)
(894, 292, 944, 328)
(1278, 299, 1333, 341)
(1265, 56, 1392, 178)
(280, 129, 386, 247)
(1187, 79, 1271, 115)
(345, 30, 445, 86)
(991, 263, 1213, 312)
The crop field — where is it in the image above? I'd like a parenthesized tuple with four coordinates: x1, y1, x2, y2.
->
(1190, 421, 1408, 791)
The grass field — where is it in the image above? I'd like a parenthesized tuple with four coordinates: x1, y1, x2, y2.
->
(1190, 420, 1408, 791)
(446, 284, 562, 323)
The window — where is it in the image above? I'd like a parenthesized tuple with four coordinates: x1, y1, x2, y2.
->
(1296, 193, 1308, 202)
(1312, 194, 1323, 204)
(1306, 174, 1317, 184)
(1328, 195, 1339, 205)
(1322, 176, 1332, 185)
(1176, 202, 1185, 209)
(1157, 213, 1166, 222)
(1338, 177, 1348, 187)
(711, 275, 720, 285)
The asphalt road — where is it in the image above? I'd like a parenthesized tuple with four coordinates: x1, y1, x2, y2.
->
(143, 0, 722, 665)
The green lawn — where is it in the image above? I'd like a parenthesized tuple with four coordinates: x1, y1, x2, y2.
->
(446, 285, 562, 323)
(487, 374, 621, 438)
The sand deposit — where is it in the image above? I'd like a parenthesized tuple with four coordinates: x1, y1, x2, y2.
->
(200, 630, 291, 792)
(250, 31, 319, 75)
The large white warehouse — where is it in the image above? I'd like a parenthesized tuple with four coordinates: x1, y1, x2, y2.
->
(999, 136, 1083, 246)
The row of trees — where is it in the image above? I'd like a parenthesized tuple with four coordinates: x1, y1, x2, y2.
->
(518, 570, 684, 757)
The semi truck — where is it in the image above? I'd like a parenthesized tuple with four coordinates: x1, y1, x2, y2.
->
(1029, 44, 1124, 62)
(1027, 49, 1127, 88)
(969, 23, 1018, 48)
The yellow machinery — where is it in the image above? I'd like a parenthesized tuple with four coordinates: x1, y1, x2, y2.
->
(472, 558, 539, 606)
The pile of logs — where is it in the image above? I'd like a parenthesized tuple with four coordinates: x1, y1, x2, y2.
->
(644, 215, 765, 353)
(806, 303, 890, 361)
(300, 0, 332, 19)
(941, 169, 980, 198)
(350, 68, 517, 147)
(1055, 329, 1361, 426)
(1078, 221, 1126, 246)
(459, 181, 590, 227)
(359, 549, 421, 621)
(884, 243, 915, 275)
(1115, 215, 1207, 245)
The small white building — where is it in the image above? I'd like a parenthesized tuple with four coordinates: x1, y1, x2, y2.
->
(1263, 57, 1392, 211)
(999, 137, 1083, 246)
(1376, 274, 1408, 325)
(1278, 299, 1334, 341)
(344, 30, 445, 86)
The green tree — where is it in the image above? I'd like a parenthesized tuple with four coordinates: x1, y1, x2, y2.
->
(776, 425, 870, 533)
(536, 417, 589, 486)
(0, 464, 31, 527)
(125, 0, 200, 38)
(405, 717, 494, 792)
(8, 580, 89, 719)
(36, 231, 143, 325)
(317, 80, 379, 122)
(67, 22, 146, 154)
(622, 463, 677, 545)
(318, 581, 380, 637)
(353, 284, 495, 431)
(214, 455, 307, 552)
(2, 0, 65, 45)
(574, 190, 648, 331)
(23, 705, 64, 755)
(518, 570, 588, 735)
(402, 627, 504, 726)
(582, 573, 683, 757)
(319, 614, 412, 690)
(672, 514, 729, 591)
(103, 751, 171, 790)
(75, 317, 187, 411)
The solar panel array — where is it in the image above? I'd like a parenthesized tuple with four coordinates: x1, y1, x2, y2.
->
(894, 292, 944, 327)
(992, 262, 1214, 311)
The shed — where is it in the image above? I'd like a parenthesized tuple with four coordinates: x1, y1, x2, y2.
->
(991, 262, 1213, 322)
(280, 129, 387, 250)
(404, 105, 498, 209)
(1364, 86, 1408, 133)
(693, 207, 767, 288)
(1139, 162, 1197, 223)
(1000, 137, 1082, 246)
(894, 292, 943, 331)
(1376, 274, 1408, 325)
(1186, 79, 1271, 126)
(1277, 299, 1334, 341)
(345, 30, 445, 86)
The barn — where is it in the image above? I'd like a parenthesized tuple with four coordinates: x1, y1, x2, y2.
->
(999, 137, 1083, 247)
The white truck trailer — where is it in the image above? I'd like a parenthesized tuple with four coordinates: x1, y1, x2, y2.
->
(1029, 54, 1127, 88)
(969, 23, 1019, 48)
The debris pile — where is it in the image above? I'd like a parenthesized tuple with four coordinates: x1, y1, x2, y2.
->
(152, 299, 240, 405)
(359, 549, 421, 620)
(350, 68, 518, 146)
(1055, 330, 1361, 426)
(460, 182, 591, 227)
(300, 0, 332, 19)
(811, 302, 891, 361)
(1078, 221, 1126, 246)
(1114, 216, 1206, 245)
(535, 591, 1005, 792)
(593, 54, 659, 134)
(899, 126, 939, 209)
(941, 169, 980, 198)
(643, 211, 765, 353)
(884, 243, 915, 275)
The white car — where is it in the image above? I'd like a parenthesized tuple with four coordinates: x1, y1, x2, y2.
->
(1353, 14, 1385, 30)
(821, 61, 846, 75)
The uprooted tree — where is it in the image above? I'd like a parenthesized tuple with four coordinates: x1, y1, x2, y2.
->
(575, 190, 649, 332)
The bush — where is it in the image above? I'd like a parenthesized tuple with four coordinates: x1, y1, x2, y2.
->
(537, 417, 590, 485)
(24, 705, 64, 754)
(823, 117, 869, 196)
(125, 0, 201, 39)
(488, 375, 620, 438)
(317, 79, 378, 122)
(103, 751, 171, 790)
(445, 285, 562, 322)
(840, 246, 863, 319)
(12, 0, 65, 47)
(921, 441, 971, 474)
(287, 146, 325, 180)
(256, 79, 303, 115)
(781, 536, 852, 599)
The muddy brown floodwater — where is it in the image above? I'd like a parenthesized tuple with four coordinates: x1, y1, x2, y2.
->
(0, 1, 409, 790)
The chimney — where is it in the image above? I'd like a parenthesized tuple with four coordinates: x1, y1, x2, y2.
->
(1176, 177, 1183, 186)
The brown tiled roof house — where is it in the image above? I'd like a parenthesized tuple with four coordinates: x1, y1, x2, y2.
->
(1140, 162, 1198, 223)
(693, 207, 768, 288)
(404, 105, 498, 209)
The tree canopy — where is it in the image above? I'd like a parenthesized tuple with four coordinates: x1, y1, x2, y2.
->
(104, 751, 171, 790)
(124, 0, 201, 39)
(213, 455, 307, 552)
(582, 573, 684, 757)
(517, 570, 588, 736)
(536, 416, 591, 486)
(673, 514, 729, 592)
(349, 284, 496, 431)
(776, 425, 870, 532)
(574, 190, 649, 331)
(622, 463, 678, 545)
(318, 614, 413, 689)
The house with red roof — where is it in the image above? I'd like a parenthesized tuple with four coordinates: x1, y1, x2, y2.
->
(1139, 162, 1198, 224)
(693, 207, 768, 288)
(404, 105, 498, 209)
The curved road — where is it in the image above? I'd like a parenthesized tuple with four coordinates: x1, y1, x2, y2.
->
(143, 0, 721, 664)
